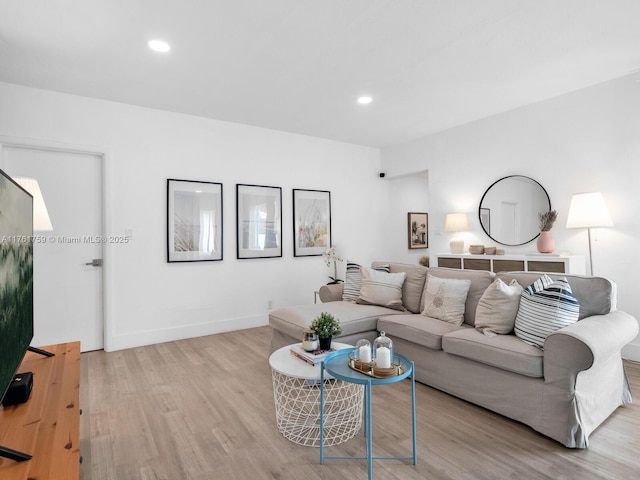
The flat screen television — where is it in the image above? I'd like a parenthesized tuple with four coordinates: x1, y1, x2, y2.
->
(0, 167, 34, 461)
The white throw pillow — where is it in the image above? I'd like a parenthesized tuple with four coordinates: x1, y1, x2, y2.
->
(342, 261, 390, 302)
(475, 278, 524, 336)
(356, 267, 406, 311)
(514, 275, 580, 348)
(421, 274, 471, 326)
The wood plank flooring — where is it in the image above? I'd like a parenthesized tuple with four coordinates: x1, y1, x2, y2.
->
(79, 326, 640, 479)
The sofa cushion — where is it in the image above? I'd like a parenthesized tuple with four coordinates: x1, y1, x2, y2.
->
(475, 278, 524, 336)
(378, 314, 468, 350)
(269, 302, 402, 341)
(342, 261, 390, 302)
(420, 274, 471, 326)
(514, 275, 580, 348)
(442, 329, 544, 378)
(372, 261, 427, 313)
(357, 267, 407, 311)
(427, 267, 495, 326)
(496, 271, 615, 319)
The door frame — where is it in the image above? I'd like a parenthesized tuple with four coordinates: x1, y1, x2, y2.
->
(0, 136, 113, 351)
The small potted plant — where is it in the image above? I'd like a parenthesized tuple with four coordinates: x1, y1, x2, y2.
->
(309, 312, 342, 350)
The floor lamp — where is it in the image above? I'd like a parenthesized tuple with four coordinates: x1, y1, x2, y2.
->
(566, 192, 612, 276)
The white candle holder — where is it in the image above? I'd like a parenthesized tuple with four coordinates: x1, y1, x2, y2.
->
(353, 339, 373, 369)
(373, 331, 393, 369)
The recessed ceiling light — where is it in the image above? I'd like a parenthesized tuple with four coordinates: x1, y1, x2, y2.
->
(357, 96, 373, 105)
(148, 40, 171, 53)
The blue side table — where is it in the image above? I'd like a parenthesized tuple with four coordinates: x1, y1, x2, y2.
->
(320, 349, 417, 479)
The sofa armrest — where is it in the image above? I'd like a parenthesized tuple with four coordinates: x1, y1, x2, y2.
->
(544, 310, 639, 387)
(318, 284, 344, 302)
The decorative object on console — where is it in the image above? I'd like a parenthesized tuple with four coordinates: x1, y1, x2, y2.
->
(536, 209, 558, 253)
(407, 212, 428, 249)
(167, 179, 223, 262)
(484, 246, 496, 255)
(13, 177, 53, 231)
(566, 192, 613, 276)
(468, 245, 484, 254)
(293, 189, 331, 257)
(322, 247, 343, 284)
(310, 312, 342, 350)
(445, 212, 469, 254)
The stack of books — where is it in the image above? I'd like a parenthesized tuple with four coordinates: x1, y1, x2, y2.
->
(289, 344, 335, 365)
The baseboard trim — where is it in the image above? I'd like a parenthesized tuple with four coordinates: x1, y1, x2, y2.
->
(107, 314, 268, 352)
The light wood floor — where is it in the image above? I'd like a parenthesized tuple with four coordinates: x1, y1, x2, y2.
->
(79, 326, 640, 479)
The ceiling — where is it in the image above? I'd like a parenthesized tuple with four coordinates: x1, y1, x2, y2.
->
(1, 1, 639, 148)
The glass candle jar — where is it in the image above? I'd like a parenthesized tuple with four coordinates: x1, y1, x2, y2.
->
(373, 331, 393, 368)
(302, 329, 319, 352)
(355, 339, 372, 364)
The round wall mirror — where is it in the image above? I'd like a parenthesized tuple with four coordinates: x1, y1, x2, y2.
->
(478, 175, 551, 246)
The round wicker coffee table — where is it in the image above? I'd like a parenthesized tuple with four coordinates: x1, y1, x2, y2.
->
(269, 343, 363, 447)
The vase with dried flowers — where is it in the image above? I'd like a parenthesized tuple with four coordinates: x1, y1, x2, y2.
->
(537, 210, 558, 253)
(322, 247, 343, 284)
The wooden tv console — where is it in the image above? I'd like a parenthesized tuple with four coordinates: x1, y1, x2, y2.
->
(0, 342, 80, 480)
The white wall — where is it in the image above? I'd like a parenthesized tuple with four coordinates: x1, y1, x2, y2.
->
(379, 172, 430, 265)
(0, 81, 387, 351)
(381, 72, 640, 360)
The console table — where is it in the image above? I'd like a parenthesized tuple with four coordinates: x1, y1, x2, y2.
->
(0, 342, 81, 480)
(435, 253, 585, 275)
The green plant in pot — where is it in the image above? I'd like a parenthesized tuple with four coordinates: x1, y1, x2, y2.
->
(310, 312, 342, 351)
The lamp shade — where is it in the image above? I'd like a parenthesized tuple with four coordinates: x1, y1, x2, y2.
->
(444, 213, 469, 233)
(566, 192, 612, 229)
(13, 177, 54, 232)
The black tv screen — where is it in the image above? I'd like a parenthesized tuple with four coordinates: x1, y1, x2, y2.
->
(0, 168, 33, 405)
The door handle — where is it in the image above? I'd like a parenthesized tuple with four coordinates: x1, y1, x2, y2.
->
(85, 259, 103, 267)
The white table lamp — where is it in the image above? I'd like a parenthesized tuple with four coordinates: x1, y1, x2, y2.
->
(566, 192, 612, 275)
(445, 213, 469, 254)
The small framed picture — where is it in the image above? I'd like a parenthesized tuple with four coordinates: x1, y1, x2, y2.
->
(408, 212, 428, 249)
(236, 184, 282, 259)
(167, 179, 223, 262)
(293, 189, 331, 257)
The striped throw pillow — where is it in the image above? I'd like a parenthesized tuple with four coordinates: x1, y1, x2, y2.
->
(356, 267, 407, 311)
(342, 261, 390, 302)
(514, 275, 580, 348)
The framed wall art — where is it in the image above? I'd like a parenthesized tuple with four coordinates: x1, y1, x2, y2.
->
(167, 179, 223, 262)
(293, 189, 331, 257)
(236, 184, 282, 259)
(408, 212, 428, 249)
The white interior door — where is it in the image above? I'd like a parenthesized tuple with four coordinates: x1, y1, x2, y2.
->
(3, 146, 103, 352)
